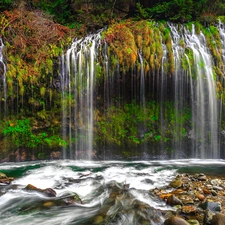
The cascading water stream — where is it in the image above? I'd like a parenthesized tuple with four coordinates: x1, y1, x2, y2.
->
(163, 23, 220, 158)
(138, 52, 147, 154)
(61, 32, 102, 159)
(0, 37, 7, 117)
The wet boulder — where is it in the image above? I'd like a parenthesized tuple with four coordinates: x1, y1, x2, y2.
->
(167, 194, 183, 206)
(0, 172, 14, 185)
(42, 188, 57, 197)
(164, 216, 189, 225)
(24, 184, 56, 197)
(0, 172, 7, 178)
(50, 151, 61, 160)
(211, 213, 225, 225)
(169, 179, 183, 188)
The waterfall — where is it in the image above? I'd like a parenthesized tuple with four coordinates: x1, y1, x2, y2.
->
(139, 51, 147, 154)
(61, 22, 223, 159)
(168, 23, 220, 158)
(0, 37, 7, 117)
(61, 32, 102, 159)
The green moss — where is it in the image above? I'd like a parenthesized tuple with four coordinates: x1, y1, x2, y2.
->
(96, 100, 191, 151)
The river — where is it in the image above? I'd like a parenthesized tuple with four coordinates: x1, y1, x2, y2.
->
(0, 159, 225, 225)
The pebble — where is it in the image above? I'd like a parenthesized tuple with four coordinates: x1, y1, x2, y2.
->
(213, 186, 224, 191)
(187, 219, 200, 225)
(196, 193, 205, 201)
(182, 205, 197, 214)
(198, 174, 207, 181)
(170, 179, 183, 188)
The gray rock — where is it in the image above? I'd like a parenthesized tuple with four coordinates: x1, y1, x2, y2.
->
(211, 179, 221, 186)
(198, 174, 207, 181)
(213, 186, 224, 191)
(199, 201, 221, 212)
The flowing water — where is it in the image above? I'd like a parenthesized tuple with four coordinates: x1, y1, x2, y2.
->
(61, 22, 224, 160)
(61, 32, 102, 160)
(0, 160, 225, 225)
(0, 37, 7, 117)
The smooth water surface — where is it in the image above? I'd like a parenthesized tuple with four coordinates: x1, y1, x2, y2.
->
(0, 160, 225, 225)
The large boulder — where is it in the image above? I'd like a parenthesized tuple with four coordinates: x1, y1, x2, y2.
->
(211, 213, 225, 225)
(164, 216, 189, 225)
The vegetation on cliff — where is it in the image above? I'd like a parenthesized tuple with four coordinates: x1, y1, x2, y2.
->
(0, 0, 225, 160)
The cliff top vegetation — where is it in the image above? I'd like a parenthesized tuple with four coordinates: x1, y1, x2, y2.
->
(1, 0, 225, 31)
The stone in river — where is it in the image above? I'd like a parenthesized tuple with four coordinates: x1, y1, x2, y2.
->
(0, 172, 14, 185)
(196, 193, 205, 201)
(170, 179, 183, 188)
(199, 201, 222, 212)
(24, 184, 56, 197)
(164, 216, 189, 225)
(197, 174, 207, 181)
(181, 205, 197, 214)
(211, 213, 225, 225)
(167, 194, 183, 206)
(213, 186, 224, 191)
(0, 172, 7, 178)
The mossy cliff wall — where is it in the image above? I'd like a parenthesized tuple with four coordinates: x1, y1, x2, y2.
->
(0, 9, 225, 160)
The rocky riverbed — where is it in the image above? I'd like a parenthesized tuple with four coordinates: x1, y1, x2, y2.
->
(154, 173, 225, 225)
